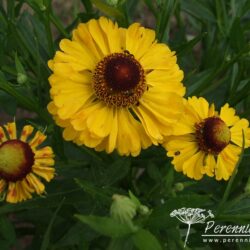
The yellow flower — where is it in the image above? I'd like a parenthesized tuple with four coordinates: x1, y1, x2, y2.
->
(163, 97, 250, 181)
(0, 122, 55, 203)
(47, 17, 185, 156)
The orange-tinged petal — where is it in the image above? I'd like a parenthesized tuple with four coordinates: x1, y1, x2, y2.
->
(20, 125, 34, 142)
(4, 122, 16, 139)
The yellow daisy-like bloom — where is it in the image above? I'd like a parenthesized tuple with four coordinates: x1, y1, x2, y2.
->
(47, 17, 185, 156)
(0, 122, 55, 203)
(163, 97, 250, 181)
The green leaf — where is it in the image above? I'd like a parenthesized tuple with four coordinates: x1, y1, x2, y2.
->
(147, 162, 162, 182)
(103, 158, 131, 186)
(40, 198, 65, 250)
(15, 53, 26, 74)
(108, 237, 134, 250)
(180, 0, 215, 23)
(75, 215, 137, 238)
(0, 216, 16, 243)
(132, 229, 162, 250)
(229, 18, 245, 52)
(91, 0, 125, 24)
(174, 32, 207, 56)
(75, 178, 112, 203)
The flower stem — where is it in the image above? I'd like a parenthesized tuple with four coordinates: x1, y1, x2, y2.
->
(217, 131, 245, 215)
(184, 223, 191, 248)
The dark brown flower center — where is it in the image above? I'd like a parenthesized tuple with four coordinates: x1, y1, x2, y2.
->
(195, 117, 231, 154)
(0, 140, 34, 182)
(93, 51, 146, 107)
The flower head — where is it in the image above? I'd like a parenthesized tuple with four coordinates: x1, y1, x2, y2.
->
(47, 17, 185, 156)
(163, 97, 250, 181)
(110, 194, 137, 224)
(0, 122, 55, 203)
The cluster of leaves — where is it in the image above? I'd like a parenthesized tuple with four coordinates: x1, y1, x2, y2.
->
(0, 0, 250, 249)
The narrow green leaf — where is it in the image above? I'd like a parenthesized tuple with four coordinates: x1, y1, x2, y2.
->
(91, 0, 125, 24)
(75, 178, 112, 203)
(180, 0, 215, 23)
(229, 18, 245, 52)
(0, 216, 16, 243)
(0, 72, 51, 122)
(40, 198, 65, 250)
(103, 159, 131, 186)
(75, 215, 137, 238)
(217, 131, 245, 215)
(174, 32, 207, 56)
(132, 229, 162, 250)
(108, 237, 134, 250)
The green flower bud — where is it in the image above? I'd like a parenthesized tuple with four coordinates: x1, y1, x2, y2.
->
(106, 0, 119, 6)
(110, 194, 137, 224)
(174, 182, 184, 192)
(17, 73, 28, 84)
(245, 177, 250, 194)
(138, 205, 150, 215)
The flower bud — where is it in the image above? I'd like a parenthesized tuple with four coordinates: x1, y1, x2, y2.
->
(138, 205, 150, 215)
(110, 194, 137, 224)
(174, 182, 184, 192)
(105, 0, 119, 6)
(17, 73, 28, 84)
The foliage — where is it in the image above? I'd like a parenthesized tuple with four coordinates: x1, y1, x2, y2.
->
(0, 0, 250, 249)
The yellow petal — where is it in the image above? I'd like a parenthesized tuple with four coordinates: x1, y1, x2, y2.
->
(29, 131, 46, 148)
(6, 182, 18, 203)
(87, 105, 114, 138)
(140, 43, 175, 70)
(203, 154, 216, 177)
(230, 119, 250, 147)
(4, 122, 17, 139)
(73, 23, 102, 60)
(87, 18, 110, 56)
(146, 69, 185, 96)
(134, 92, 184, 141)
(125, 23, 156, 59)
(35, 146, 54, 159)
(0, 179, 6, 193)
(26, 173, 45, 194)
(0, 127, 7, 143)
(215, 154, 231, 181)
(99, 17, 122, 53)
(182, 151, 205, 180)
(187, 96, 209, 120)
(20, 125, 34, 142)
(19, 181, 32, 201)
(167, 141, 198, 172)
(59, 39, 96, 70)
(47, 102, 58, 115)
(21, 179, 34, 193)
(220, 104, 239, 126)
(116, 109, 141, 156)
(35, 157, 55, 166)
(32, 165, 55, 182)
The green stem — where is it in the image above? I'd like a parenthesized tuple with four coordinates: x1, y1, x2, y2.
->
(217, 131, 245, 215)
(0, 78, 51, 123)
(49, 13, 70, 38)
(81, 0, 93, 12)
(44, 5, 54, 57)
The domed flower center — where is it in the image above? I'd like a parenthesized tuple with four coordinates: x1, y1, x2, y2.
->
(195, 117, 231, 154)
(0, 140, 34, 181)
(104, 55, 140, 92)
(93, 51, 146, 107)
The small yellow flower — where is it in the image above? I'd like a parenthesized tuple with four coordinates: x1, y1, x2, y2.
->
(163, 97, 250, 181)
(47, 17, 185, 156)
(0, 122, 55, 203)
